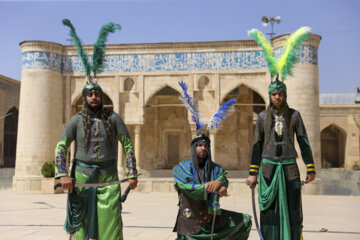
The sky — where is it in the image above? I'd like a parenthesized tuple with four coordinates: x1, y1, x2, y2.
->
(0, 0, 359, 94)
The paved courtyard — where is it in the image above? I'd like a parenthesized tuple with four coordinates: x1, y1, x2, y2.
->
(0, 190, 359, 240)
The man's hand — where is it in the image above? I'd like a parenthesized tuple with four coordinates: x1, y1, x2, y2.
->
(128, 178, 138, 190)
(204, 180, 222, 193)
(218, 185, 227, 197)
(245, 175, 258, 189)
(304, 173, 316, 184)
(60, 176, 73, 193)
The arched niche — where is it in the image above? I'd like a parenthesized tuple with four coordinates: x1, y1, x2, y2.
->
(321, 124, 347, 168)
(143, 85, 191, 170)
(3, 107, 18, 168)
(72, 92, 114, 114)
(215, 85, 266, 170)
(124, 78, 135, 92)
(198, 76, 210, 90)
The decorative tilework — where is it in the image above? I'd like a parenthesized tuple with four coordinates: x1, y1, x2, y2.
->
(22, 52, 62, 72)
(22, 46, 318, 73)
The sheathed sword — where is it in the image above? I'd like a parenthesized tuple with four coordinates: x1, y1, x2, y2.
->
(251, 187, 264, 240)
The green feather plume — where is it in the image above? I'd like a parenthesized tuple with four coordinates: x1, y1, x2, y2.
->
(62, 19, 91, 77)
(248, 26, 312, 81)
(248, 29, 277, 78)
(275, 26, 311, 80)
(92, 23, 121, 77)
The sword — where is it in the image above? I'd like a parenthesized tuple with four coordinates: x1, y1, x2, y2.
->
(54, 175, 140, 202)
(251, 187, 264, 240)
(210, 205, 217, 240)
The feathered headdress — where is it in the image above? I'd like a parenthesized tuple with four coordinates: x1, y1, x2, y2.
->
(178, 81, 236, 141)
(62, 19, 121, 92)
(248, 26, 311, 91)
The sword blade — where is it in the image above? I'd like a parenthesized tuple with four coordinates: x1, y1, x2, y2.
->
(251, 187, 264, 240)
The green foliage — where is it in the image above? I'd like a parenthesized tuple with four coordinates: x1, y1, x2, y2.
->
(41, 161, 55, 178)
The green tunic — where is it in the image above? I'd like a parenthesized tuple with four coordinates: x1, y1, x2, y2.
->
(55, 110, 137, 240)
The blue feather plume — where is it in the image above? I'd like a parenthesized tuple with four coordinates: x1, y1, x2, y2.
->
(178, 81, 204, 132)
(207, 98, 236, 133)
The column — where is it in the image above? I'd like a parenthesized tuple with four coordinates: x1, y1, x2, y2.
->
(190, 124, 197, 139)
(134, 124, 143, 169)
(209, 131, 216, 163)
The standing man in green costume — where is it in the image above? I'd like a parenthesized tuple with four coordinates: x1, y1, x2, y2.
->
(173, 81, 252, 240)
(55, 19, 138, 240)
(246, 27, 316, 240)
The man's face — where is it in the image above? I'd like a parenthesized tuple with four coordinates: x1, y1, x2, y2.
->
(196, 142, 209, 161)
(85, 90, 102, 111)
(270, 91, 285, 109)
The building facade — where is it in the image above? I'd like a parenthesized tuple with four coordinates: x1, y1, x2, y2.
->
(320, 94, 360, 170)
(14, 34, 323, 191)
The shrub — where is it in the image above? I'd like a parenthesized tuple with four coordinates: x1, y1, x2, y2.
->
(41, 161, 55, 178)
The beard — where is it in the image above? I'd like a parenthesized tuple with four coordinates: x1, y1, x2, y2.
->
(197, 153, 208, 165)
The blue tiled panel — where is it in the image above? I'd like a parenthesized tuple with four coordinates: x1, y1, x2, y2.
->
(22, 46, 318, 73)
(22, 52, 62, 72)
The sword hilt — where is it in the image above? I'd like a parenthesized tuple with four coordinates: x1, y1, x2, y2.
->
(120, 186, 131, 202)
(54, 183, 62, 190)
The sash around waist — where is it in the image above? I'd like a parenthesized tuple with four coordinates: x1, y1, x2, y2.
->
(74, 159, 117, 176)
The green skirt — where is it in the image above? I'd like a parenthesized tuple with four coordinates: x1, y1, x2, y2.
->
(72, 171, 123, 240)
(178, 210, 252, 240)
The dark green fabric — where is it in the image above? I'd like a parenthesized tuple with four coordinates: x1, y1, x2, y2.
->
(268, 79, 287, 93)
(177, 209, 252, 240)
(65, 159, 116, 240)
(260, 159, 303, 240)
(258, 158, 296, 240)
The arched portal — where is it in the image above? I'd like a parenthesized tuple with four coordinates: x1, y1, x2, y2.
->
(321, 124, 346, 168)
(3, 107, 18, 168)
(73, 92, 114, 114)
(143, 86, 191, 169)
(216, 85, 266, 170)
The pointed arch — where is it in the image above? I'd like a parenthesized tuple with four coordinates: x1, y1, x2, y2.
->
(216, 84, 266, 170)
(145, 84, 181, 106)
(143, 84, 191, 170)
(198, 76, 210, 90)
(124, 77, 135, 92)
(321, 124, 347, 168)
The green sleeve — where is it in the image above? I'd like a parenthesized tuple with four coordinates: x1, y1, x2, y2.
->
(215, 166, 229, 188)
(114, 114, 138, 178)
(54, 116, 77, 178)
(174, 179, 207, 200)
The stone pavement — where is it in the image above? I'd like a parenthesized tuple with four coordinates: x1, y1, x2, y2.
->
(0, 190, 359, 240)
